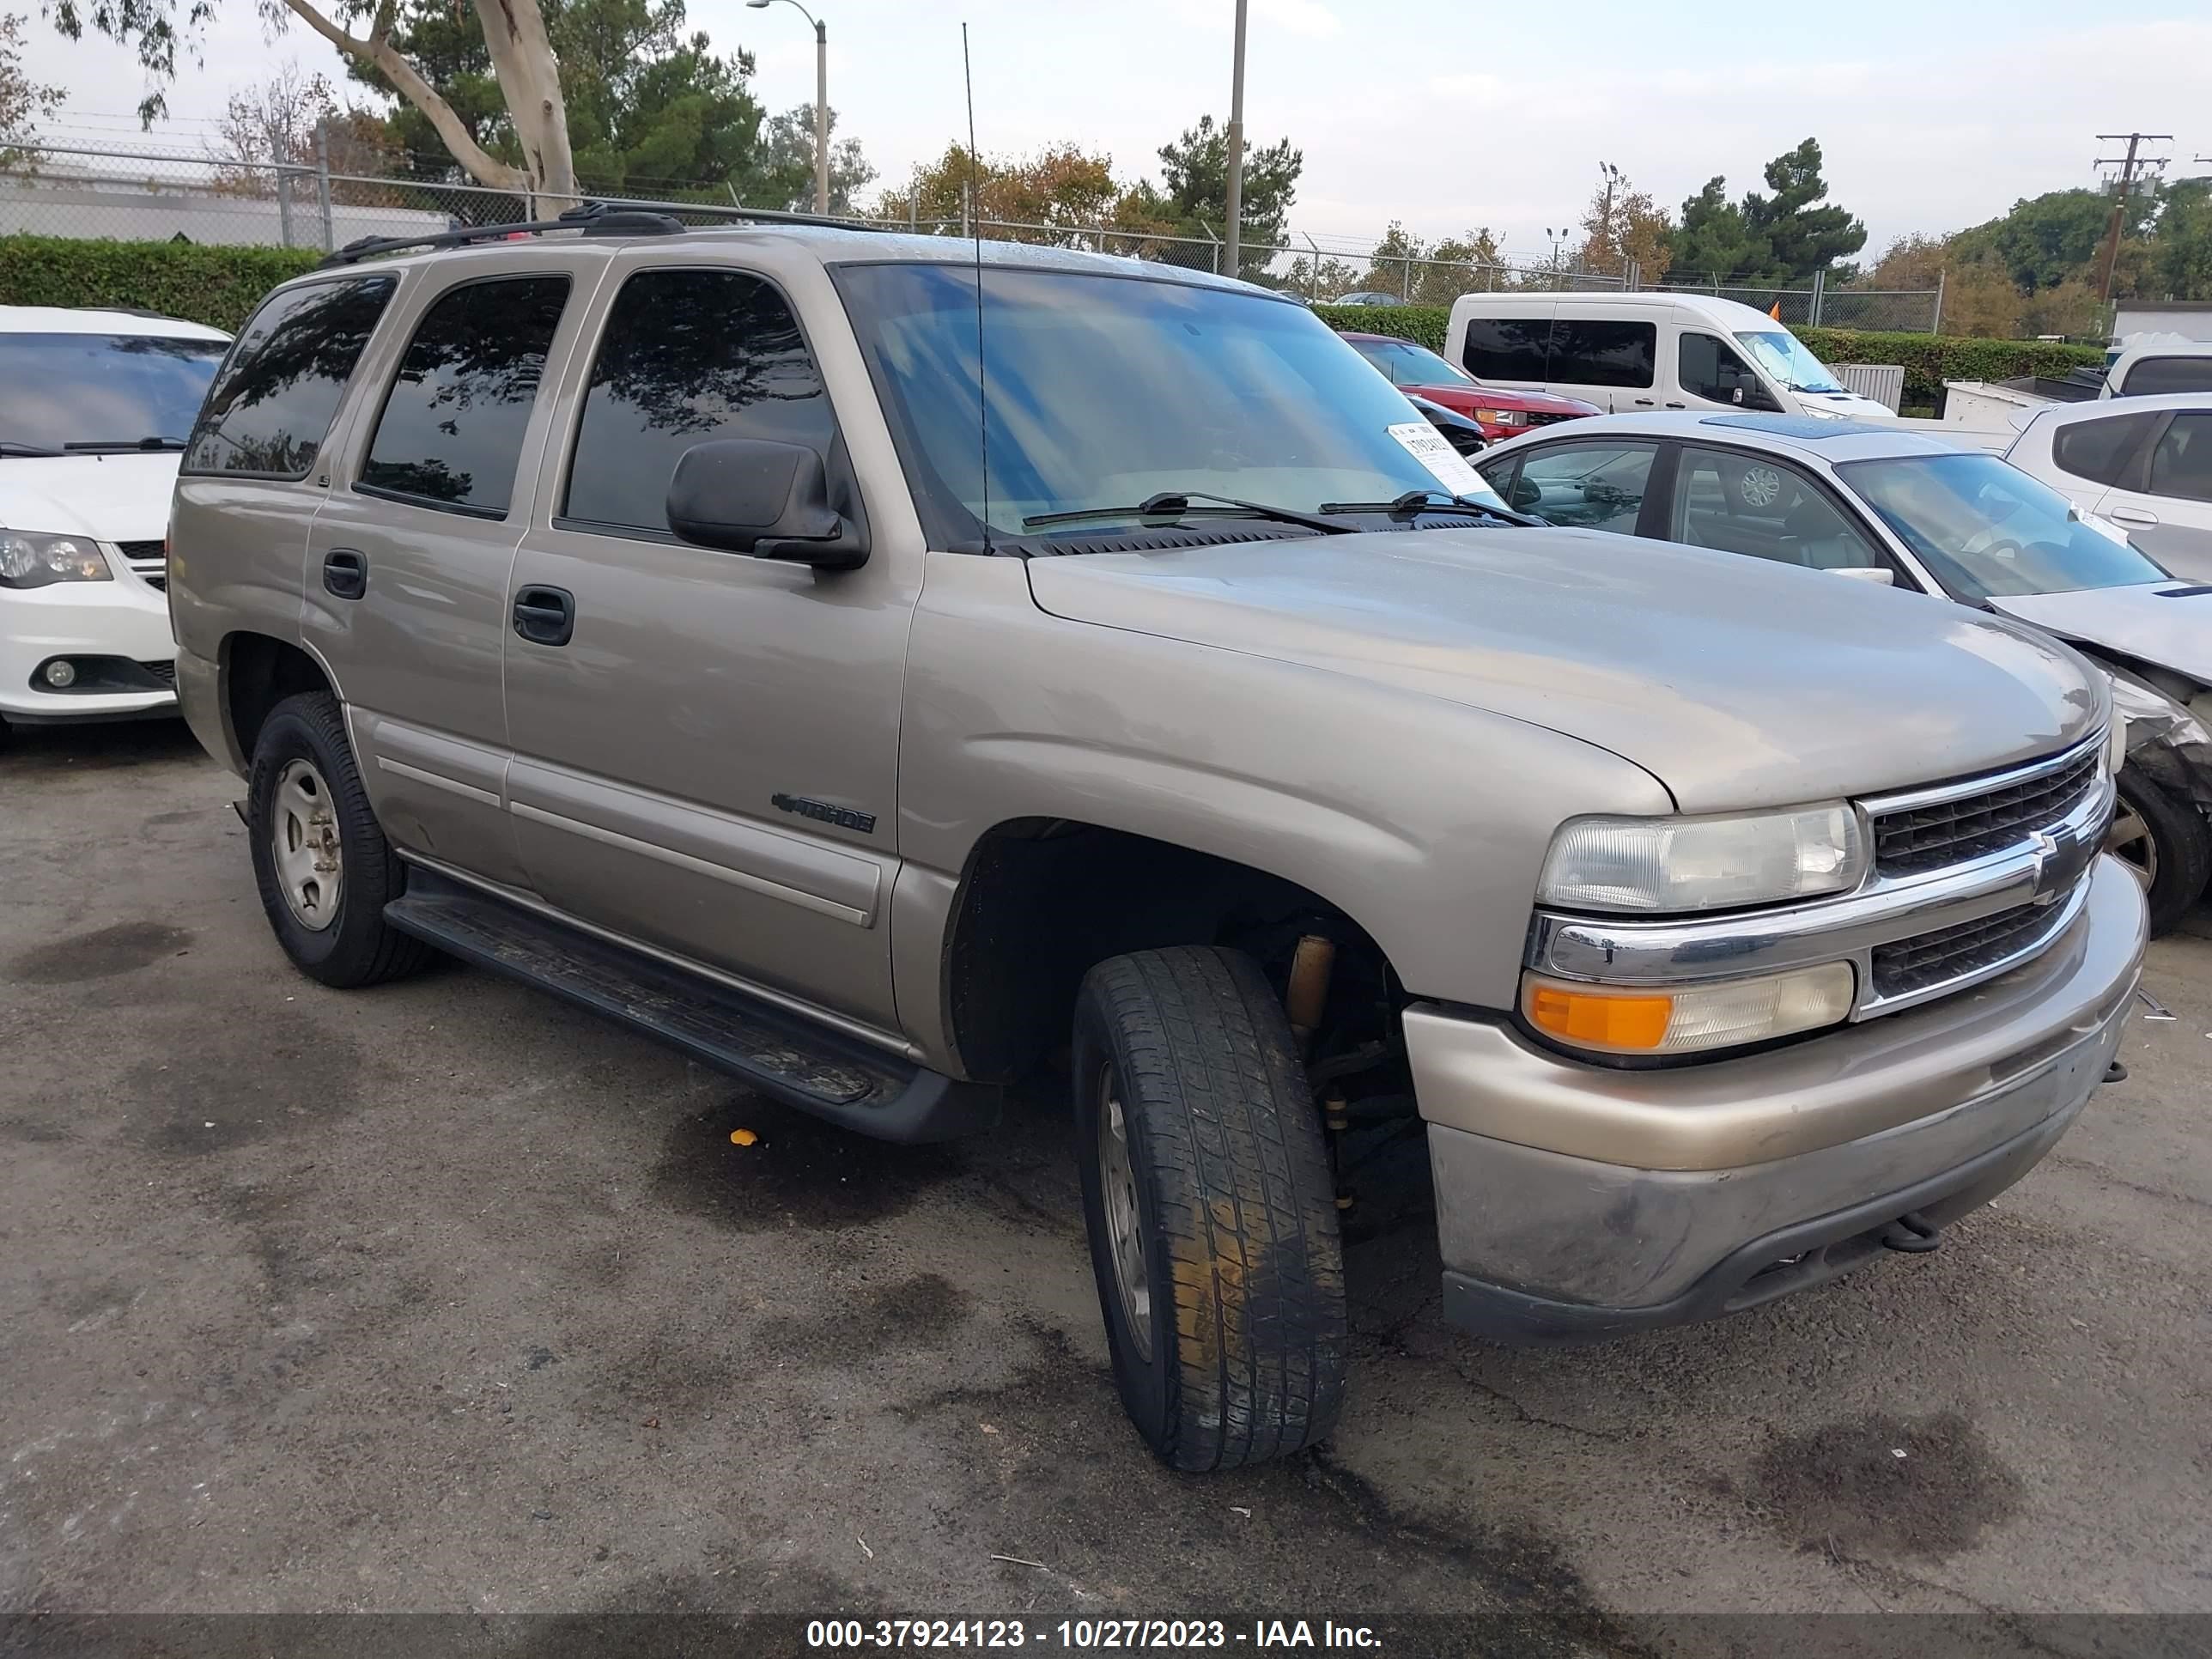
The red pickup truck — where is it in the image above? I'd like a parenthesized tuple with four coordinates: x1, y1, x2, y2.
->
(1342, 331, 1600, 442)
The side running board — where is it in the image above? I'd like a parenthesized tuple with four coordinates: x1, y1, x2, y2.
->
(384, 870, 996, 1143)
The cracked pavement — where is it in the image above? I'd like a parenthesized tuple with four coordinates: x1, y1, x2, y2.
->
(3, 721, 2209, 1653)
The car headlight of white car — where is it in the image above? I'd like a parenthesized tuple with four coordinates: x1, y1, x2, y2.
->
(0, 528, 113, 589)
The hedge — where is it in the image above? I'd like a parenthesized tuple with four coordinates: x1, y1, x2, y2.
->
(0, 235, 320, 332)
(0, 239, 2114, 407)
(1310, 304, 2106, 408)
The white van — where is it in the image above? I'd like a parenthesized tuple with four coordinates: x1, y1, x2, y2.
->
(1443, 290, 1897, 423)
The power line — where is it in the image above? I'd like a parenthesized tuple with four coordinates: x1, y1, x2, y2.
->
(2092, 131, 2170, 302)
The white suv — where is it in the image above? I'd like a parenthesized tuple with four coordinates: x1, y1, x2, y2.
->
(0, 306, 231, 732)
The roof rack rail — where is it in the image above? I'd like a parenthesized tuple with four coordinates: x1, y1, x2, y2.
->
(316, 198, 885, 269)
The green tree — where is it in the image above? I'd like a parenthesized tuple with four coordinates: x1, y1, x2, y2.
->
(1741, 138, 1864, 282)
(1668, 176, 1769, 284)
(54, 0, 579, 201)
(2147, 176, 2212, 301)
(1948, 187, 2148, 294)
(1145, 113, 1302, 249)
(1, 10, 63, 164)
(1352, 221, 1507, 304)
(346, 0, 799, 201)
(756, 104, 874, 214)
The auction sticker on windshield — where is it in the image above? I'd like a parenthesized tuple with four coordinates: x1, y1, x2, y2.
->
(1387, 421, 1485, 497)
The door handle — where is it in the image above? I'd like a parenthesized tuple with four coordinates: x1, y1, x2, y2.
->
(322, 548, 367, 600)
(512, 585, 575, 647)
(1633, 398, 1656, 406)
(1664, 401, 1686, 409)
(2108, 507, 2160, 526)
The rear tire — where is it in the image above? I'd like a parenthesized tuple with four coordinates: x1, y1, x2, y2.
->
(1073, 945, 1347, 1471)
(246, 690, 433, 988)
(2110, 765, 2210, 938)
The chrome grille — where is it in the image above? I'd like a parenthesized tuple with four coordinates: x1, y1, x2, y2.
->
(1523, 410, 1579, 428)
(1873, 748, 2100, 876)
(1870, 903, 2066, 1000)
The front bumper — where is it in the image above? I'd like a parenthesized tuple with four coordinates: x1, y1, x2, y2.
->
(0, 579, 177, 722)
(1411, 854, 2146, 1342)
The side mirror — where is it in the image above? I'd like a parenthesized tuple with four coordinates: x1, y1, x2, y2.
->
(1508, 477, 1541, 511)
(666, 438, 867, 569)
(1829, 566, 1896, 586)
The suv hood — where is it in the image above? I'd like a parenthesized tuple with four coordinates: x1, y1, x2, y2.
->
(0, 453, 182, 542)
(1025, 528, 2101, 811)
(1987, 581, 2212, 685)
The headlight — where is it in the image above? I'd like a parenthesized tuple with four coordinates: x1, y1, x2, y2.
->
(0, 529, 112, 589)
(1473, 409, 1527, 428)
(1538, 805, 1867, 914)
(1522, 962, 1856, 1056)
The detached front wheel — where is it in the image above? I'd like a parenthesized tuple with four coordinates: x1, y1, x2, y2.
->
(1073, 946, 1347, 1471)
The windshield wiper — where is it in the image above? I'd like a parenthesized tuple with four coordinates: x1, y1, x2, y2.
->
(0, 441, 64, 458)
(1319, 488, 1539, 528)
(63, 435, 189, 452)
(1022, 489, 1352, 535)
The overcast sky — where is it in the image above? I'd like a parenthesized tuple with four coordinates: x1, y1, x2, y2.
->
(17, 0, 2210, 264)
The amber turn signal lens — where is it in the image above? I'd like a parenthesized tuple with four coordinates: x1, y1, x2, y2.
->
(1525, 982, 1674, 1050)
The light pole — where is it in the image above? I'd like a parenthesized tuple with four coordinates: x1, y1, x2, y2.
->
(1224, 0, 1248, 279)
(747, 0, 830, 215)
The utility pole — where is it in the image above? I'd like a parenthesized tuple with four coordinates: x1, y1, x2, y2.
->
(1223, 0, 1249, 280)
(2092, 131, 2170, 302)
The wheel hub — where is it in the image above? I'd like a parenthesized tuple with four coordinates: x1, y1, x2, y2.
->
(2106, 803, 2158, 894)
(272, 757, 343, 932)
(1097, 1066, 1152, 1361)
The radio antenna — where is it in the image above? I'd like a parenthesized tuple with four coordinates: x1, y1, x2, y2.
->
(962, 21, 993, 553)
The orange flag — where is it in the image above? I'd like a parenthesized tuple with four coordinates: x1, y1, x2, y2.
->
(1769, 301, 1783, 320)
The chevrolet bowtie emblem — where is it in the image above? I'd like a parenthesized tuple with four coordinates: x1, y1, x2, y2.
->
(2027, 830, 2063, 904)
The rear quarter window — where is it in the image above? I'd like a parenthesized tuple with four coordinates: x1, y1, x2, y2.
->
(182, 276, 397, 479)
(2050, 411, 2160, 486)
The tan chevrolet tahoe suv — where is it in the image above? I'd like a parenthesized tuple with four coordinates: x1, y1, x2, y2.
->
(167, 208, 2147, 1471)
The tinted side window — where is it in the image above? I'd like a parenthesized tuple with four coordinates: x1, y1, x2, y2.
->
(2051, 411, 2160, 486)
(1548, 319, 1656, 389)
(359, 276, 571, 518)
(1512, 442, 1656, 533)
(2120, 356, 2212, 397)
(2148, 413, 2212, 503)
(1677, 331, 1761, 404)
(1461, 317, 1549, 382)
(563, 269, 835, 535)
(183, 276, 395, 478)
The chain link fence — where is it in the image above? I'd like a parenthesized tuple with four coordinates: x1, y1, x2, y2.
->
(1, 141, 1937, 331)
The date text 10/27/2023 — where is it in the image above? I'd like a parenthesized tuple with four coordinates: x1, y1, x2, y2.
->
(805, 1620, 1383, 1650)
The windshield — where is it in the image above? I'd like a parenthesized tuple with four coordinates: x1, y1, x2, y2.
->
(834, 264, 1504, 542)
(1838, 452, 2171, 599)
(1356, 338, 1475, 387)
(0, 332, 228, 450)
(1732, 329, 1844, 395)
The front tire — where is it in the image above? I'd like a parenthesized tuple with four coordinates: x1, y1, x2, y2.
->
(1073, 946, 1347, 1472)
(246, 691, 432, 988)
(2110, 765, 2210, 938)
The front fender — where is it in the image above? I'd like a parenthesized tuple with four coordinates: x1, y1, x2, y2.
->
(890, 555, 1671, 1060)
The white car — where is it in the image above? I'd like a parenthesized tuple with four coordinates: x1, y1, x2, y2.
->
(2002, 393, 2212, 580)
(0, 306, 232, 732)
